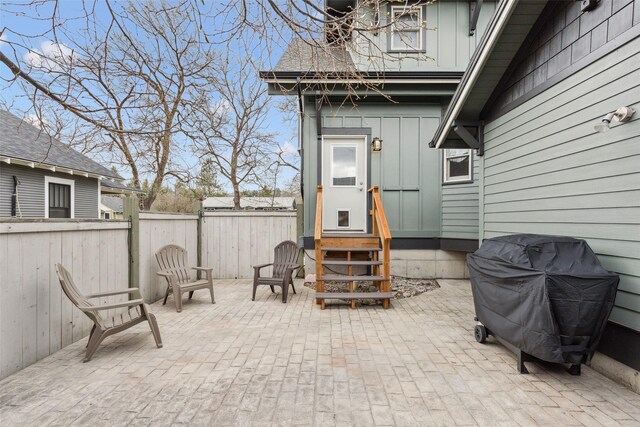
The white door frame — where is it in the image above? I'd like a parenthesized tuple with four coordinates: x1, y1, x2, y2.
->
(321, 134, 368, 232)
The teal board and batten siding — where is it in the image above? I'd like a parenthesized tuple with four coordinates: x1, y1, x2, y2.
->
(0, 163, 99, 218)
(441, 159, 479, 240)
(351, 0, 497, 72)
(480, 36, 640, 331)
(303, 102, 443, 238)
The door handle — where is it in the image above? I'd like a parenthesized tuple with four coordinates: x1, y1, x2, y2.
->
(359, 187, 363, 192)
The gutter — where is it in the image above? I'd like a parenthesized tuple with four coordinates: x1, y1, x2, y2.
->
(429, 0, 519, 149)
(297, 77, 304, 198)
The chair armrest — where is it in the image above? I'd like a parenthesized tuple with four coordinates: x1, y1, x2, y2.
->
(87, 288, 141, 299)
(157, 271, 175, 277)
(79, 299, 145, 311)
(192, 266, 213, 272)
(192, 266, 213, 281)
(157, 271, 177, 285)
(283, 264, 301, 276)
(253, 263, 273, 270)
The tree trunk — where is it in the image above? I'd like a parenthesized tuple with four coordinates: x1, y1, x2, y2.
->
(231, 178, 241, 210)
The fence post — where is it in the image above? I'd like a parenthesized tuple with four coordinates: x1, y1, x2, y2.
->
(123, 196, 140, 290)
(197, 201, 203, 280)
(296, 197, 304, 278)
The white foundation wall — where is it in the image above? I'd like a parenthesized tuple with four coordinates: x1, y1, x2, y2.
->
(304, 249, 469, 279)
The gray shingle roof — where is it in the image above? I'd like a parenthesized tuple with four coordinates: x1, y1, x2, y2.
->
(0, 109, 121, 179)
(101, 195, 124, 212)
(101, 178, 143, 194)
(273, 39, 355, 73)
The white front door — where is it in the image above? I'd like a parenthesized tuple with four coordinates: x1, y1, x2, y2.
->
(321, 135, 367, 232)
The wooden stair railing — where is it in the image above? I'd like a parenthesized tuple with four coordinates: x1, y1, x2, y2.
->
(314, 185, 324, 305)
(369, 186, 392, 309)
(314, 184, 393, 309)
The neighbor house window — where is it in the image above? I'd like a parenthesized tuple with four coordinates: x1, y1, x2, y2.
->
(390, 5, 423, 51)
(443, 149, 472, 183)
(45, 176, 75, 218)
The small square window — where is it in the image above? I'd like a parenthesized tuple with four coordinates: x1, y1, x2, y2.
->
(443, 149, 472, 183)
(390, 6, 423, 51)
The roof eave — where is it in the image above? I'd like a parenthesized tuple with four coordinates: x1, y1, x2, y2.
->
(0, 155, 116, 180)
(429, 0, 521, 150)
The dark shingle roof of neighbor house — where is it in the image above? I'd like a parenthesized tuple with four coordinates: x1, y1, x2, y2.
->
(429, 0, 549, 149)
(0, 109, 121, 179)
(101, 178, 143, 194)
(271, 39, 355, 74)
(101, 195, 124, 212)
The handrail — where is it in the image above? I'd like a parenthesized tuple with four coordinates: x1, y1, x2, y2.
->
(314, 185, 323, 244)
(368, 186, 392, 309)
(368, 186, 391, 243)
(314, 185, 324, 306)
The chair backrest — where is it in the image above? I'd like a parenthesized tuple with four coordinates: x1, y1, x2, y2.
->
(155, 244, 192, 284)
(55, 264, 103, 325)
(272, 240, 300, 279)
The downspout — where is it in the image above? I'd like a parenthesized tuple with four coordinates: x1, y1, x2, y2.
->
(297, 77, 304, 199)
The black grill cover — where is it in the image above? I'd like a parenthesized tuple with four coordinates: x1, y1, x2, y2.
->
(467, 234, 619, 364)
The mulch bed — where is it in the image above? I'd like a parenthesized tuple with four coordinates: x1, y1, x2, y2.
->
(304, 276, 440, 305)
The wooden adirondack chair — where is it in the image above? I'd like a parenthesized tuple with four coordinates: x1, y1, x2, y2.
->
(155, 244, 215, 312)
(55, 264, 162, 362)
(252, 240, 301, 303)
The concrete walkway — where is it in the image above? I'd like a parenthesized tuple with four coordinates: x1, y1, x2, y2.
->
(0, 279, 638, 426)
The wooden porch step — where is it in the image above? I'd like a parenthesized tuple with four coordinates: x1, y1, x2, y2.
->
(321, 233, 375, 238)
(317, 275, 389, 282)
(316, 292, 395, 300)
(322, 247, 381, 252)
(321, 260, 383, 266)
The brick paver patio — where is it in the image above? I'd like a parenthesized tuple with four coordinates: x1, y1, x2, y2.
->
(0, 279, 639, 426)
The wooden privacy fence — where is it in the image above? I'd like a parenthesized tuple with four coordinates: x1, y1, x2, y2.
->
(138, 212, 198, 303)
(0, 208, 298, 380)
(0, 220, 130, 380)
(201, 211, 297, 279)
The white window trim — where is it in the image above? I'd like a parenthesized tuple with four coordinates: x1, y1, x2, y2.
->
(44, 176, 75, 218)
(329, 142, 359, 188)
(443, 149, 473, 184)
(390, 5, 423, 52)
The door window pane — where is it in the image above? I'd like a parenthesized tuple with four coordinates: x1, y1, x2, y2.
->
(332, 146, 357, 186)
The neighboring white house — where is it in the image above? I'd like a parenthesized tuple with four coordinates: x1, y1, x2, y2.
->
(100, 195, 125, 219)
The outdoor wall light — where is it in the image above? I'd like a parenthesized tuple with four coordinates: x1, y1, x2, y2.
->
(594, 106, 635, 132)
(371, 137, 382, 152)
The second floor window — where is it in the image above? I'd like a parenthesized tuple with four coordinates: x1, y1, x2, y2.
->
(390, 5, 423, 51)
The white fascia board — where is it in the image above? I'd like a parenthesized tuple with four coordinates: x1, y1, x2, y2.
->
(0, 155, 105, 180)
(434, 0, 519, 149)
